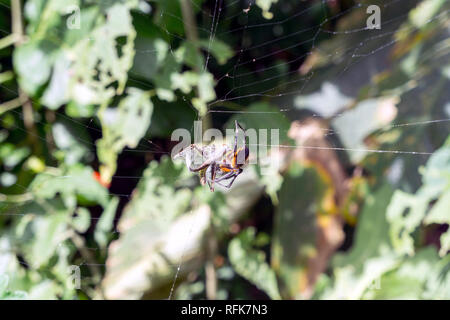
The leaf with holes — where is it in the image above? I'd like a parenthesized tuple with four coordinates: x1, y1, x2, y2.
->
(97, 88, 153, 183)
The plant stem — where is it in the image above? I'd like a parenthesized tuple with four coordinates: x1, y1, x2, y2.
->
(0, 34, 19, 50)
(0, 192, 33, 203)
(70, 231, 102, 285)
(180, 0, 199, 44)
(180, 0, 216, 296)
(20, 92, 40, 153)
(11, 0, 24, 42)
(179, 0, 212, 130)
(0, 96, 27, 115)
(11, 0, 40, 154)
(0, 71, 14, 84)
(205, 223, 218, 300)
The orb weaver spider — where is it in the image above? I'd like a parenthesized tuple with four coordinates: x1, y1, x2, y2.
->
(175, 121, 249, 192)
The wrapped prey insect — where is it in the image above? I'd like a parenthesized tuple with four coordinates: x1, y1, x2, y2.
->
(174, 121, 249, 191)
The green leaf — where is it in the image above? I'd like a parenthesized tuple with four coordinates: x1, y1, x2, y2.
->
(421, 146, 450, 197)
(94, 197, 119, 249)
(27, 214, 69, 268)
(0, 274, 8, 295)
(1, 290, 27, 300)
(102, 157, 195, 299)
(363, 248, 441, 299)
(386, 190, 428, 256)
(171, 71, 199, 94)
(155, 0, 184, 36)
(51, 120, 90, 165)
(13, 41, 53, 96)
(68, 2, 137, 105)
(226, 102, 291, 143)
(197, 73, 216, 105)
(409, 0, 447, 28)
(438, 231, 450, 258)
(424, 191, 450, 257)
(336, 185, 394, 267)
(153, 54, 180, 102)
(294, 82, 353, 118)
(27, 280, 60, 299)
(175, 42, 204, 70)
(331, 97, 399, 162)
(0, 144, 31, 169)
(97, 88, 153, 182)
(387, 141, 450, 256)
(65, 101, 96, 118)
(131, 37, 162, 81)
(30, 165, 109, 208)
(271, 164, 332, 298)
(425, 191, 450, 225)
(229, 228, 281, 300)
(41, 52, 72, 110)
(255, 0, 279, 19)
(63, 6, 99, 46)
(169, 71, 216, 116)
(0, 273, 28, 300)
(199, 39, 233, 65)
(423, 253, 450, 298)
(0, 172, 17, 188)
(72, 207, 91, 233)
(323, 185, 398, 299)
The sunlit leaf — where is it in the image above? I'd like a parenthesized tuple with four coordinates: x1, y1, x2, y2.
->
(97, 88, 153, 182)
(94, 197, 119, 249)
(229, 227, 281, 300)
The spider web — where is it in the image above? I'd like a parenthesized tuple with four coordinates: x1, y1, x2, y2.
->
(0, 0, 449, 300)
(159, 0, 450, 300)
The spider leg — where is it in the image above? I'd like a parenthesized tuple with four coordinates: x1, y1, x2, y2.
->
(233, 121, 248, 167)
(214, 170, 236, 183)
(188, 144, 204, 155)
(188, 146, 213, 172)
(236, 121, 247, 146)
(214, 168, 243, 189)
(208, 162, 218, 192)
(234, 120, 239, 155)
(181, 144, 210, 172)
(223, 175, 238, 189)
(216, 173, 240, 189)
(215, 179, 233, 189)
(189, 160, 212, 172)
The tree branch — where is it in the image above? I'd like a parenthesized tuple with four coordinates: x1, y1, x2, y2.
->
(11, 0, 40, 153)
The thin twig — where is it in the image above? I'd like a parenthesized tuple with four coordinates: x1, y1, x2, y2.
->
(205, 223, 218, 300)
(0, 34, 19, 50)
(69, 231, 102, 284)
(11, 0, 40, 153)
(179, 0, 212, 129)
(20, 91, 40, 153)
(0, 96, 27, 115)
(0, 192, 33, 203)
(0, 71, 14, 84)
(180, 0, 199, 44)
(11, 0, 24, 42)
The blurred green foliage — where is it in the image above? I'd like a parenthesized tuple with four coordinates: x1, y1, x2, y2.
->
(0, 0, 449, 300)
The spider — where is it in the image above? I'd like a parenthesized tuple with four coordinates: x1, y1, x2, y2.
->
(175, 121, 249, 192)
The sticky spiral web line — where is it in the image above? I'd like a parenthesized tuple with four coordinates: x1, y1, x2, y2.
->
(160, 0, 450, 299)
(0, 0, 443, 157)
(0, 0, 449, 299)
